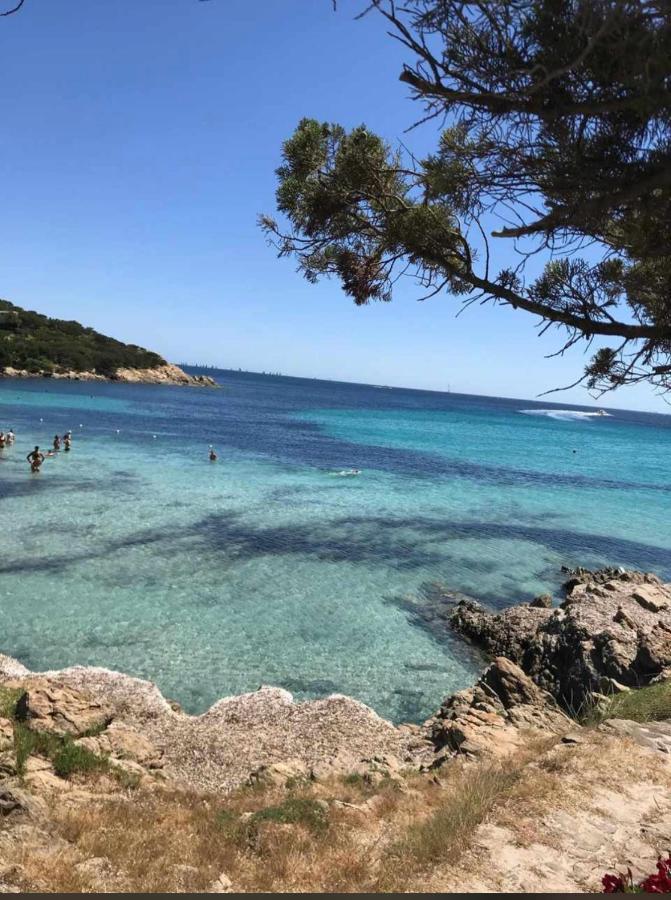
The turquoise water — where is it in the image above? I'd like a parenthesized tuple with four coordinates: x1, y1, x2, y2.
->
(0, 371, 669, 722)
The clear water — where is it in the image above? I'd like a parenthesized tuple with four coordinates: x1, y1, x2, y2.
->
(1, 370, 669, 723)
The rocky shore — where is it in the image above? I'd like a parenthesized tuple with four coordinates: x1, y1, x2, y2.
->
(0, 362, 217, 387)
(0, 566, 669, 892)
(0, 568, 668, 785)
(450, 567, 671, 710)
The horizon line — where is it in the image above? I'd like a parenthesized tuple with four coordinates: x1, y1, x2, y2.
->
(177, 363, 670, 418)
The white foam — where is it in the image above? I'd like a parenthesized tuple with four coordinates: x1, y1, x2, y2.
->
(519, 409, 612, 421)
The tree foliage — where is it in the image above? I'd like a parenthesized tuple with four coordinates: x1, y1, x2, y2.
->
(0, 299, 165, 375)
(262, 0, 671, 394)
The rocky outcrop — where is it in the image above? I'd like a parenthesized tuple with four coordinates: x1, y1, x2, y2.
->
(0, 363, 217, 387)
(0, 658, 430, 792)
(425, 657, 570, 763)
(112, 364, 217, 387)
(450, 569, 671, 709)
(0, 567, 666, 792)
(10, 678, 112, 736)
(450, 599, 553, 664)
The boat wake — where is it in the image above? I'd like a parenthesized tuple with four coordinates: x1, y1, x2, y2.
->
(519, 409, 612, 421)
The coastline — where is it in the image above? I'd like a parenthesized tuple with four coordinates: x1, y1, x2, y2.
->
(1, 567, 668, 791)
(0, 362, 218, 387)
(0, 567, 670, 893)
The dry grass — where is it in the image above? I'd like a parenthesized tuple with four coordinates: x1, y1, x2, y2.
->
(374, 738, 558, 891)
(10, 740, 559, 894)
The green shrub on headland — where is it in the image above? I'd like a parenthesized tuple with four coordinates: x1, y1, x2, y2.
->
(0, 299, 165, 375)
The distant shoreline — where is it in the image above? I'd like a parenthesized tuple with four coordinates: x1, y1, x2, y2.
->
(0, 363, 218, 388)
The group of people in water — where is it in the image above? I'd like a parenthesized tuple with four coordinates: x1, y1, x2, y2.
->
(3, 429, 361, 477)
(0, 428, 74, 473)
(28, 432, 73, 471)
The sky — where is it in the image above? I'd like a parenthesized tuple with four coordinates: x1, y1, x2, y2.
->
(0, 0, 667, 412)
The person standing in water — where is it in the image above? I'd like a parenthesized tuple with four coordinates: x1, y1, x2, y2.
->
(63, 433, 72, 452)
(26, 446, 45, 473)
(0, 432, 5, 449)
(7, 429, 15, 445)
(53, 434, 61, 451)
(209, 446, 217, 461)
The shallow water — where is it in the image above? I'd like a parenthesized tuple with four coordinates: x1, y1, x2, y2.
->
(1, 371, 669, 722)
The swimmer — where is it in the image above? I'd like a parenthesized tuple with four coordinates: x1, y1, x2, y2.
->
(53, 434, 61, 451)
(0, 432, 5, 449)
(26, 446, 45, 473)
(6, 429, 14, 444)
(209, 447, 218, 461)
(63, 434, 72, 452)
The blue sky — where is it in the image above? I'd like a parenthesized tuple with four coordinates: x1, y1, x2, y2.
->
(0, 0, 666, 412)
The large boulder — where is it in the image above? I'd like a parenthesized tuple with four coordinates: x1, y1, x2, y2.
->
(9, 678, 112, 737)
(426, 657, 570, 762)
(450, 569, 671, 709)
(76, 722, 163, 769)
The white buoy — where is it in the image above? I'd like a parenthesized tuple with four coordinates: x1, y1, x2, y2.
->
(153, 434, 157, 439)
(39, 417, 43, 422)
(116, 429, 120, 433)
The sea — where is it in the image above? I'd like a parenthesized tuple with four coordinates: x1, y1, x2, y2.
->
(1, 369, 669, 723)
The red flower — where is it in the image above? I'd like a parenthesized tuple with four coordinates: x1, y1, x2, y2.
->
(602, 856, 671, 893)
(602, 873, 625, 893)
(639, 855, 671, 894)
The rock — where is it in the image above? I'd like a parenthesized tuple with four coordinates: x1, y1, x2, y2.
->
(397, 723, 422, 734)
(599, 677, 630, 694)
(632, 586, 669, 613)
(480, 655, 548, 709)
(209, 872, 233, 893)
(426, 658, 570, 763)
(0, 792, 23, 817)
(0, 719, 13, 753)
(246, 758, 312, 788)
(10, 679, 112, 737)
(0, 788, 37, 817)
(0, 660, 417, 793)
(112, 364, 217, 387)
(0, 656, 29, 679)
(0, 754, 16, 778)
(450, 598, 554, 665)
(530, 594, 553, 609)
(600, 718, 671, 755)
(449, 569, 671, 709)
(2, 364, 217, 388)
(76, 722, 163, 768)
